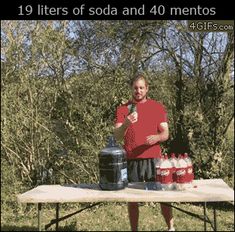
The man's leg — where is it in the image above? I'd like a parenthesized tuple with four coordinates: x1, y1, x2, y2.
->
(128, 202, 139, 231)
(160, 203, 174, 230)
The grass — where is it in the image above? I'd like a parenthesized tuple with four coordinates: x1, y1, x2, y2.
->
(1, 201, 234, 231)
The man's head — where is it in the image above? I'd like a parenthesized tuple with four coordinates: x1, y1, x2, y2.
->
(130, 74, 149, 103)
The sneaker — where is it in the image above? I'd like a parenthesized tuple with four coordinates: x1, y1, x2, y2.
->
(168, 228, 175, 231)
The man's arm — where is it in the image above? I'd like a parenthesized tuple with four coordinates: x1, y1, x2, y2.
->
(146, 122, 169, 145)
(114, 122, 128, 142)
(114, 112, 138, 141)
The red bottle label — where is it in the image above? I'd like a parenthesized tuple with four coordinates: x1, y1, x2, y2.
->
(186, 165, 194, 182)
(160, 168, 173, 184)
(176, 167, 187, 183)
(171, 167, 176, 182)
(155, 167, 161, 182)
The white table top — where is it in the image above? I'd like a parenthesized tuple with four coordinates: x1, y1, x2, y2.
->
(17, 179, 234, 204)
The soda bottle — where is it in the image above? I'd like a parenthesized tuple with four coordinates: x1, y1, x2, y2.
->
(128, 103, 137, 114)
(169, 153, 177, 190)
(160, 153, 173, 191)
(155, 155, 163, 190)
(183, 153, 194, 187)
(175, 154, 188, 190)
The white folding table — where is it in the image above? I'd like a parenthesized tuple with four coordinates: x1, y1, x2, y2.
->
(17, 179, 234, 231)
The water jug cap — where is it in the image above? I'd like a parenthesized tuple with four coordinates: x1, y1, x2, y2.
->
(107, 135, 117, 147)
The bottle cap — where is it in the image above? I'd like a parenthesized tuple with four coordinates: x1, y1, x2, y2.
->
(170, 153, 176, 158)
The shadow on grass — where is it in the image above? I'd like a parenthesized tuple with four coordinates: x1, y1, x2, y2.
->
(1, 223, 77, 231)
(1, 226, 37, 231)
(191, 201, 234, 212)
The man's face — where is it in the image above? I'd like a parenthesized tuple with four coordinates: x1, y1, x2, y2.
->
(132, 79, 148, 102)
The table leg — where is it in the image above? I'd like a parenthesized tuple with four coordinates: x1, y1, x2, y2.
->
(38, 203, 42, 231)
(203, 202, 207, 231)
(56, 203, 59, 231)
(213, 204, 217, 231)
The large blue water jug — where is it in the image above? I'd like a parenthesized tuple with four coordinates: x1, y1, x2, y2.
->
(99, 136, 128, 190)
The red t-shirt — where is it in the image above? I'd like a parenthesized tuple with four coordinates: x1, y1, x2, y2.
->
(115, 99, 168, 159)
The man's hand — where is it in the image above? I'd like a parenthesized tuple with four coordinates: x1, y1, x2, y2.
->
(125, 112, 138, 125)
(114, 112, 138, 141)
(146, 135, 159, 145)
(145, 122, 169, 145)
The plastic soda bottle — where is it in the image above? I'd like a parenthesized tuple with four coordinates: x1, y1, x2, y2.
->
(176, 154, 188, 190)
(169, 153, 177, 190)
(155, 155, 163, 190)
(183, 153, 194, 187)
(160, 153, 173, 191)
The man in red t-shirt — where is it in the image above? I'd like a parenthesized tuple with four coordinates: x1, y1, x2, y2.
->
(114, 74, 175, 231)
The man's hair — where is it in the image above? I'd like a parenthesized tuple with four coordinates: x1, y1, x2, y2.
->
(130, 74, 148, 87)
